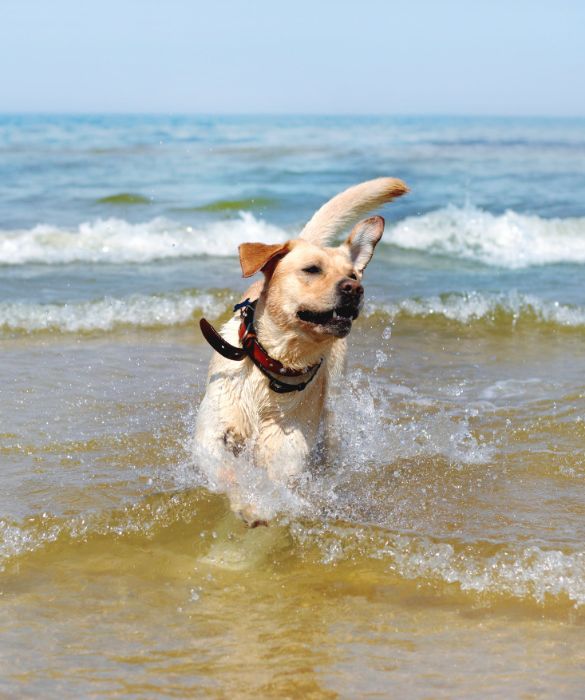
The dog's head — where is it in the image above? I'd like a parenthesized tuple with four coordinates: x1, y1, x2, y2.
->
(238, 216, 384, 341)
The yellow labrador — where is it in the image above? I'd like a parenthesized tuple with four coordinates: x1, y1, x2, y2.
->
(196, 177, 408, 524)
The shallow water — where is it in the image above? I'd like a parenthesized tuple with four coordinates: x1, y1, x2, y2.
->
(2, 115, 585, 698)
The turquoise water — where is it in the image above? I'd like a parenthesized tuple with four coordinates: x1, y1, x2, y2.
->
(2, 115, 585, 314)
(2, 115, 585, 697)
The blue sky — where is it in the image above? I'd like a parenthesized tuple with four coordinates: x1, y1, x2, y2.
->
(1, 0, 584, 115)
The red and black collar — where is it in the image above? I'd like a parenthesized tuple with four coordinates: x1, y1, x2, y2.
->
(199, 299, 322, 394)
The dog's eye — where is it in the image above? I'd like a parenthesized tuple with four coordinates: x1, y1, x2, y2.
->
(303, 265, 322, 274)
(348, 272, 358, 280)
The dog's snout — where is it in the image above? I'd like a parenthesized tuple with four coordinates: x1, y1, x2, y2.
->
(338, 277, 363, 296)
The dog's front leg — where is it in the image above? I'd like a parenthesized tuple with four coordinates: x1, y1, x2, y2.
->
(255, 422, 311, 484)
(316, 404, 337, 467)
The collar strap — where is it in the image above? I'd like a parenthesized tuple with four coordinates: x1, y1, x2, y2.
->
(199, 299, 322, 394)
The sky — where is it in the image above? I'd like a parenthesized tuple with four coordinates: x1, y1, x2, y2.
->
(1, 0, 584, 116)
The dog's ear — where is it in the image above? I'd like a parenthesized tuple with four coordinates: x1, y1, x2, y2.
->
(344, 216, 385, 274)
(238, 241, 291, 278)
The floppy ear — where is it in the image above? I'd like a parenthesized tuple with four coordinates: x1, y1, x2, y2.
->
(345, 216, 385, 274)
(238, 241, 291, 278)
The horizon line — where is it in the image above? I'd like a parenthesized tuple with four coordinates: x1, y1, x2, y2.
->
(0, 111, 584, 120)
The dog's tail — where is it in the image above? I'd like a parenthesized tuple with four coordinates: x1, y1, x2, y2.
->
(300, 177, 408, 246)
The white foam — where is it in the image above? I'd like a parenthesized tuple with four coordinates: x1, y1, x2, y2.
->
(0, 291, 226, 333)
(4, 289, 584, 336)
(0, 213, 287, 265)
(3, 207, 585, 269)
(387, 536, 585, 606)
(291, 524, 585, 607)
(368, 291, 585, 328)
(386, 205, 585, 268)
(0, 495, 202, 569)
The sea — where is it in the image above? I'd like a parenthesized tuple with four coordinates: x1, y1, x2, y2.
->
(1, 114, 585, 698)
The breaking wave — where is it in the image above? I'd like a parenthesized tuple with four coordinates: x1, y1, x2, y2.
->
(2, 289, 584, 335)
(0, 290, 230, 334)
(0, 213, 286, 265)
(367, 290, 585, 330)
(2, 207, 585, 268)
(3, 494, 585, 608)
(294, 523, 585, 608)
(387, 205, 585, 268)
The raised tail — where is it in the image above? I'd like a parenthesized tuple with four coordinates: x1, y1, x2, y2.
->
(300, 177, 408, 246)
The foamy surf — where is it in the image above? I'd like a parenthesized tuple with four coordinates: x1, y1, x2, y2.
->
(387, 205, 585, 268)
(367, 290, 585, 330)
(3, 207, 585, 268)
(0, 212, 287, 265)
(3, 289, 585, 335)
(0, 290, 230, 333)
(293, 523, 585, 607)
(5, 497, 585, 608)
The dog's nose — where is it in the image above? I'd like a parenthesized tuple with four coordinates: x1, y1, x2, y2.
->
(337, 277, 363, 296)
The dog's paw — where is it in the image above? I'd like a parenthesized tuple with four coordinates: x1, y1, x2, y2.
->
(237, 505, 269, 529)
(223, 427, 245, 457)
(247, 517, 269, 529)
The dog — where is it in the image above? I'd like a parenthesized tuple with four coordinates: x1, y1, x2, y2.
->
(195, 177, 408, 525)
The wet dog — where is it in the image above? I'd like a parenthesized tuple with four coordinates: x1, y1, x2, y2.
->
(195, 178, 408, 524)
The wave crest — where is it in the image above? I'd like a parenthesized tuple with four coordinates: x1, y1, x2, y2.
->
(0, 290, 230, 334)
(3, 207, 585, 268)
(368, 291, 585, 330)
(0, 213, 286, 265)
(387, 205, 585, 268)
(6, 498, 585, 607)
(298, 524, 585, 608)
(2, 290, 585, 335)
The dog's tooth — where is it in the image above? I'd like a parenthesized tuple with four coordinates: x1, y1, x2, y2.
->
(333, 310, 338, 319)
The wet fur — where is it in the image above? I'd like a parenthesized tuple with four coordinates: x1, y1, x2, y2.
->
(195, 178, 408, 524)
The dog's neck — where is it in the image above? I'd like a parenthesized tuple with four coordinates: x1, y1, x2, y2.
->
(253, 295, 336, 371)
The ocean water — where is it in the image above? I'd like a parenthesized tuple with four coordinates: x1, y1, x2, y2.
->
(1, 114, 585, 698)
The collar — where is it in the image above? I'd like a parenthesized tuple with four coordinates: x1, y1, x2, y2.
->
(199, 299, 322, 394)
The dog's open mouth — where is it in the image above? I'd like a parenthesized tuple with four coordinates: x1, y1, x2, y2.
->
(297, 305, 359, 336)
